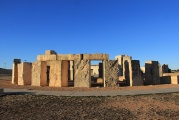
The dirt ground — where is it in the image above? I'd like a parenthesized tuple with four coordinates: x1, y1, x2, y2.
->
(1, 75, 179, 92)
(1, 75, 179, 119)
(1, 93, 179, 119)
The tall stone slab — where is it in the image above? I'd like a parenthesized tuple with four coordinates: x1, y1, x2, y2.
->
(61, 60, 69, 87)
(152, 61, 160, 84)
(123, 56, 132, 86)
(162, 64, 169, 73)
(131, 60, 143, 86)
(103, 60, 119, 87)
(49, 61, 62, 87)
(12, 59, 21, 84)
(74, 60, 91, 87)
(99, 62, 103, 78)
(122, 56, 143, 86)
(17, 63, 23, 85)
(145, 61, 160, 85)
(115, 55, 124, 76)
(159, 64, 163, 77)
(49, 60, 68, 87)
(32, 61, 47, 86)
(69, 61, 74, 80)
(18, 62, 32, 85)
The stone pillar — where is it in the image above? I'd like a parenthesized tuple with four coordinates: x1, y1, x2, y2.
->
(159, 63, 163, 77)
(162, 64, 169, 73)
(32, 61, 47, 86)
(145, 61, 160, 85)
(17, 63, 23, 85)
(70, 61, 74, 80)
(99, 62, 103, 78)
(49, 61, 62, 87)
(18, 62, 32, 85)
(12, 59, 21, 84)
(74, 60, 91, 87)
(115, 55, 124, 76)
(131, 60, 143, 86)
(123, 56, 132, 86)
(103, 60, 119, 87)
(61, 60, 68, 87)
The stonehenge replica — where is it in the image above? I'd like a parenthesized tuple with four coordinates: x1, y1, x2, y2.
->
(12, 50, 179, 87)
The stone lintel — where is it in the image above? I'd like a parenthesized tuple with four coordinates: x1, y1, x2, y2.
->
(83, 54, 109, 60)
(37, 55, 57, 61)
(57, 54, 82, 60)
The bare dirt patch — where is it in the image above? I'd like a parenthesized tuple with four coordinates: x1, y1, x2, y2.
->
(1, 93, 179, 119)
(1, 75, 179, 92)
(1, 75, 179, 119)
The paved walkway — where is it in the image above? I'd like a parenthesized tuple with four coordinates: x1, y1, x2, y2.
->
(1, 87, 179, 96)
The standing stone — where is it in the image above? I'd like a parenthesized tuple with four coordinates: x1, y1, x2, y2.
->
(162, 64, 169, 73)
(74, 60, 91, 87)
(103, 60, 119, 87)
(131, 60, 143, 86)
(49, 61, 62, 87)
(12, 59, 21, 84)
(99, 62, 103, 78)
(49, 60, 69, 87)
(69, 61, 74, 80)
(18, 62, 32, 85)
(123, 56, 143, 86)
(115, 55, 124, 76)
(145, 61, 160, 85)
(31, 61, 47, 86)
(61, 60, 69, 87)
(159, 64, 163, 77)
(123, 56, 132, 86)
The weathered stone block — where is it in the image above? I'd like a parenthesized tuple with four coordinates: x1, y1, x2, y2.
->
(103, 60, 119, 87)
(69, 61, 74, 80)
(37, 55, 57, 61)
(131, 60, 143, 86)
(17, 63, 23, 85)
(115, 55, 124, 76)
(160, 76, 179, 84)
(45, 50, 57, 55)
(13, 59, 21, 63)
(163, 73, 179, 76)
(61, 60, 68, 87)
(83, 54, 109, 60)
(123, 56, 132, 86)
(49, 61, 62, 87)
(57, 54, 82, 60)
(32, 61, 47, 86)
(49, 60, 69, 87)
(99, 62, 103, 78)
(145, 61, 160, 85)
(74, 60, 91, 87)
(162, 64, 169, 73)
(12, 59, 21, 84)
(18, 62, 32, 85)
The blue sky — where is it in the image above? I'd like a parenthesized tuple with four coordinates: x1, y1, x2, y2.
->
(0, 0, 179, 69)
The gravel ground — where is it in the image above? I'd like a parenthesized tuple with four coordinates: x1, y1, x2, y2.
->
(1, 93, 179, 120)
